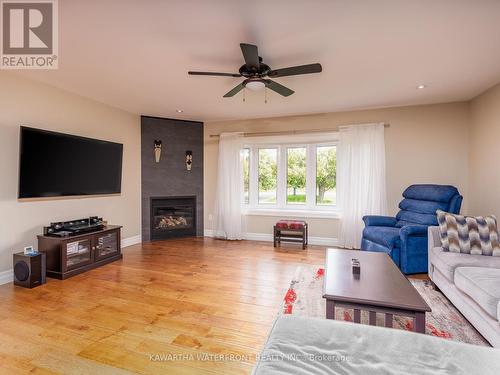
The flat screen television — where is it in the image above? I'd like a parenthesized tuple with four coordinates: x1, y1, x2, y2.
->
(18, 126, 123, 199)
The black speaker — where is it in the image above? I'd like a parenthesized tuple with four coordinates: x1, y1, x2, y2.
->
(13, 252, 46, 288)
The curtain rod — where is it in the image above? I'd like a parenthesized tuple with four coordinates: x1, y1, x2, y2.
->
(209, 123, 390, 138)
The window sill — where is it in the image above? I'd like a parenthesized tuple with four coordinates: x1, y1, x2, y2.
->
(244, 208, 341, 219)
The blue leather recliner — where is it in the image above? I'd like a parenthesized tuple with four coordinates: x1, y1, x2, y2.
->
(361, 184, 462, 274)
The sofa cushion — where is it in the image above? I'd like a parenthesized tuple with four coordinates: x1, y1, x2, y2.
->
(396, 210, 438, 227)
(403, 184, 459, 203)
(362, 226, 401, 249)
(399, 198, 449, 215)
(437, 210, 500, 256)
(454, 267, 500, 320)
(254, 315, 500, 375)
(430, 246, 500, 281)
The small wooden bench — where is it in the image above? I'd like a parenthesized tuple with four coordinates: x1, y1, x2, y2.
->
(273, 220, 308, 249)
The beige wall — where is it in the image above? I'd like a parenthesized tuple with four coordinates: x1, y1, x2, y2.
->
(204, 102, 470, 239)
(0, 73, 141, 273)
(469, 82, 500, 217)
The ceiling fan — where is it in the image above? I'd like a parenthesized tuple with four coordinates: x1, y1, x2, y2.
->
(188, 43, 322, 98)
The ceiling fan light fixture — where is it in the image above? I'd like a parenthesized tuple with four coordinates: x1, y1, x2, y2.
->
(244, 80, 266, 91)
(189, 43, 321, 98)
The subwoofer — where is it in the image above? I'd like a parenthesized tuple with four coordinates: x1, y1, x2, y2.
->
(13, 252, 46, 288)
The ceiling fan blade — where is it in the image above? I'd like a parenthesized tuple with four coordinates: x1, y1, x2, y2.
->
(240, 43, 259, 70)
(223, 82, 245, 97)
(265, 80, 294, 97)
(188, 71, 241, 77)
(267, 63, 322, 78)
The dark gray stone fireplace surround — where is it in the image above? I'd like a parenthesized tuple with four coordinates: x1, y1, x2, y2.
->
(141, 116, 203, 241)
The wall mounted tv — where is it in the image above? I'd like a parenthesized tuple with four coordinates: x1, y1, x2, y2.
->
(18, 127, 123, 199)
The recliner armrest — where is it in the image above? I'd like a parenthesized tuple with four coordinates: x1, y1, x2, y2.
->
(400, 224, 428, 238)
(362, 215, 397, 227)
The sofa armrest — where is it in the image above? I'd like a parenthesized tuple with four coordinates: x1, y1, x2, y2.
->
(362, 215, 397, 227)
(427, 226, 442, 280)
(428, 226, 441, 248)
(400, 224, 428, 238)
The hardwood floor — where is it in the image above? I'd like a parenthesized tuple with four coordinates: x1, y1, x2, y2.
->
(0, 238, 327, 374)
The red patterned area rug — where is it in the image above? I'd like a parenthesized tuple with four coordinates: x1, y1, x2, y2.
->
(281, 265, 489, 346)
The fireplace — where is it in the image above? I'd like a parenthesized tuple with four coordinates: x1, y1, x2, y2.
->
(150, 196, 196, 240)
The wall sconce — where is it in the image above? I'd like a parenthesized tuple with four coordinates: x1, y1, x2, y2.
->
(186, 150, 192, 171)
(154, 140, 162, 163)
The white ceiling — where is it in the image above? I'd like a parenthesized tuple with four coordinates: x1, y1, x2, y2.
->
(15, 0, 500, 122)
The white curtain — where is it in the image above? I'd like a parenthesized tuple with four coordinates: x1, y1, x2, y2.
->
(213, 132, 245, 240)
(338, 123, 387, 249)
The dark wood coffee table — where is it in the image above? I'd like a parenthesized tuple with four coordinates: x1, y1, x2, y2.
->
(322, 249, 431, 333)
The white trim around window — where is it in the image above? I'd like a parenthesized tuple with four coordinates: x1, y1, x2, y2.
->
(244, 208, 341, 219)
(242, 132, 340, 219)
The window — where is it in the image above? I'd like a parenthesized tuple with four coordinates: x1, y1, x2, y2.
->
(241, 148, 250, 204)
(258, 148, 277, 204)
(287, 147, 306, 205)
(243, 136, 338, 215)
(316, 146, 337, 205)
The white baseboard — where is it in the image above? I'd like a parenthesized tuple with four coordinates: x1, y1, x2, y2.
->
(204, 229, 338, 247)
(121, 234, 142, 248)
(0, 269, 13, 285)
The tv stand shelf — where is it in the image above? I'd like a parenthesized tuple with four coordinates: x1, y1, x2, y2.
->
(37, 225, 122, 280)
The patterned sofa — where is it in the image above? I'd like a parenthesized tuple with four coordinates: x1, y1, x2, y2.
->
(429, 226, 500, 347)
(361, 184, 462, 274)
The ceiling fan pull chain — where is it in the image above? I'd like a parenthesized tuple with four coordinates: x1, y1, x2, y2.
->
(243, 88, 246, 102)
(265, 87, 268, 104)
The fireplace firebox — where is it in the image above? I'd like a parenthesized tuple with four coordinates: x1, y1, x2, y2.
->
(150, 196, 196, 240)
